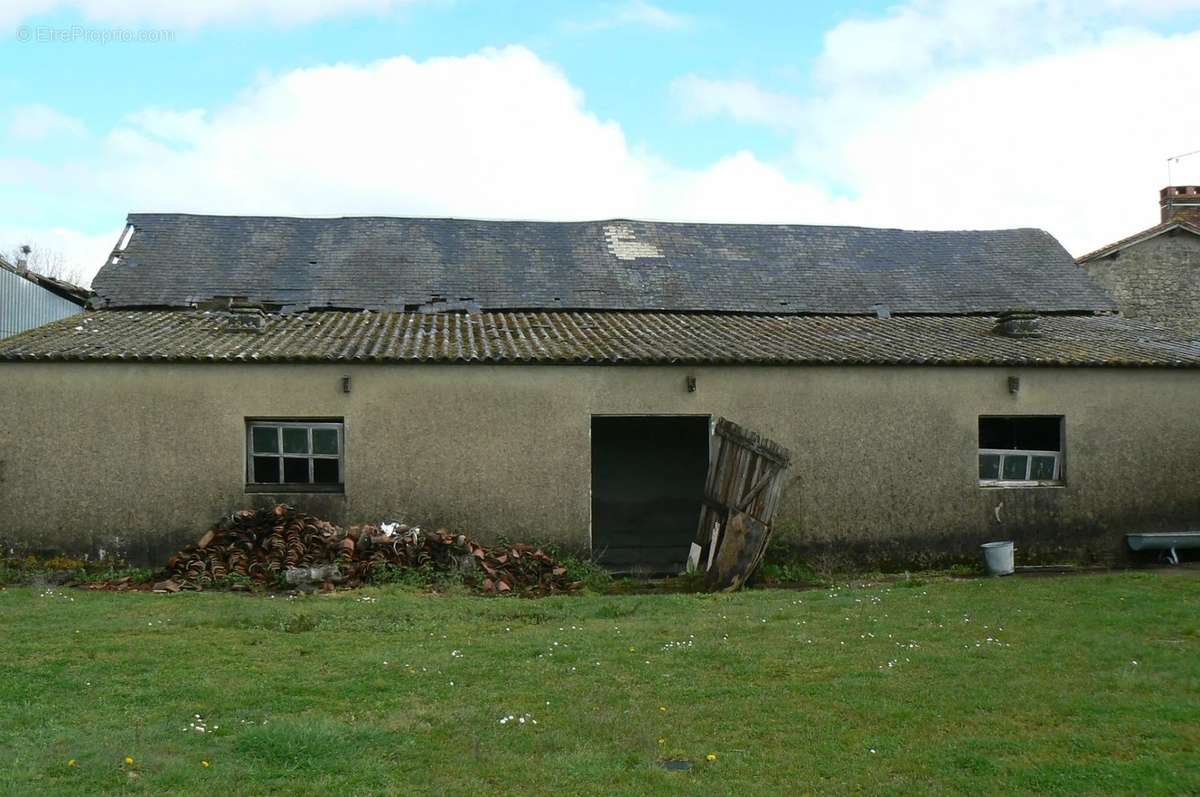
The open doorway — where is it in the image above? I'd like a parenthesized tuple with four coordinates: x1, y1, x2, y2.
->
(590, 415, 710, 572)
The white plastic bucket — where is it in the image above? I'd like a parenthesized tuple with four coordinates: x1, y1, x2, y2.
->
(981, 541, 1015, 576)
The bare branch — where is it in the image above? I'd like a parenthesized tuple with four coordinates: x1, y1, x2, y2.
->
(4, 243, 87, 288)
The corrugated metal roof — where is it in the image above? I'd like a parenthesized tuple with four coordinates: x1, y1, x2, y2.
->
(91, 213, 1117, 315)
(2, 310, 1198, 367)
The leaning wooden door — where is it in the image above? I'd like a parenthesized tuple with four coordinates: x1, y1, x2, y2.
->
(689, 418, 792, 591)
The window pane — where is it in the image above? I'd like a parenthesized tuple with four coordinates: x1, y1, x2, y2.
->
(283, 457, 310, 483)
(1002, 455, 1029, 480)
(252, 456, 280, 483)
(282, 427, 309, 454)
(979, 416, 1062, 451)
(313, 428, 339, 455)
(313, 458, 339, 484)
(1030, 455, 1057, 481)
(251, 426, 278, 454)
(979, 454, 1001, 480)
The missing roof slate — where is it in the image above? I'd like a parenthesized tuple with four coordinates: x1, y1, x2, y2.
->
(603, 223, 665, 260)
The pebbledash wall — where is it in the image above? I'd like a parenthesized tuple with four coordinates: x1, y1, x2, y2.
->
(3, 361, 1199, 568)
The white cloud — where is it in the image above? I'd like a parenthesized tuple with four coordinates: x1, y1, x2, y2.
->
(3, 0, 418, 28)
(670, 76, 803, 129)
(7, 104, 87, 141)
(564, 1, 692, 32)
(121, 108, 208, 144)
(646, 151, 854, 224)
(815, 0, 1200, 89)
(833, 30, 1200, 245)
(610, 1, 690, 29)
(15, 18, 1200, 282)
(17, 46, 847, 280)
(98, 47, 649, 219)
(672, 4, 1200, 254)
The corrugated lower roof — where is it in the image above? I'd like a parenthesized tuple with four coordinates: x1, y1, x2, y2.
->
(90, 213, 1117, 315)
(2, 310, 1197, 367)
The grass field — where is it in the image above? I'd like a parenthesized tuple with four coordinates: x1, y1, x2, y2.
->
(1, 571, 1198, 796)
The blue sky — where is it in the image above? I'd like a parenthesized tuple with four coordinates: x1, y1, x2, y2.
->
(3, 2, 862, 168)
(3, 1, 1200, 283)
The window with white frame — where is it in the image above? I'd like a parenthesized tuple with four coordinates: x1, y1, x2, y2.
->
(246, 420, 344, 491)
(978, 416, 1063, 485)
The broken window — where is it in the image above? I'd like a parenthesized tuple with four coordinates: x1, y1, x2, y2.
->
(246, 420, 344, 492)
(978, 416, 1063, 485)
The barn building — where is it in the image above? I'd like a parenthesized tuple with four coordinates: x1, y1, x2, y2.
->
(2, 213, 1198, 569)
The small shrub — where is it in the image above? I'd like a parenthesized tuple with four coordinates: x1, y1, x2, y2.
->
(0, 555, 152, 586)
(559, 556, 612, 592)
(364, 563, 469, 592)
(369, 564, 433, 590)
(754, 541, 819, 585)
(428, 570, 467, 593)
(609, 576, 639, 594)
(210, 572, 254, 591)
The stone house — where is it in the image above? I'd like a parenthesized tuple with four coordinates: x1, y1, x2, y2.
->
(1078, 186, 1200, 336)
(1, 213, 1198, 570)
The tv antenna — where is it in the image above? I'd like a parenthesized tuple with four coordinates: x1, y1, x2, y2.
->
(1167, 148, 1200, 186)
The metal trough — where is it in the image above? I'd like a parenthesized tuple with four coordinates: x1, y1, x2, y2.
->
(1126, 532, 1200, 565)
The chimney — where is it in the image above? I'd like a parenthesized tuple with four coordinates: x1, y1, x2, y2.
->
(1160, 186, 1200, 226)
(16, 244, 31, 272)
(995, 310, 1042, 338)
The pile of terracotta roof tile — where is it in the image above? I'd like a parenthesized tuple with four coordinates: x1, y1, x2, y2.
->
(154, 504, 579, 595)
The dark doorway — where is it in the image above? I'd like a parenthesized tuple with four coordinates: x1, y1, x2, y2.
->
(591, 415, 710, 572)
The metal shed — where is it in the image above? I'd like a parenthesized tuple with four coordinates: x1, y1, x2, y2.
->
(0, 255, 91, 340)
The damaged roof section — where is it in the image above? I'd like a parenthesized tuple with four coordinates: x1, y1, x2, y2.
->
(0, 255, 92, 306)
(90, 213, 1117, 315)
(2, 310, 1196, 367)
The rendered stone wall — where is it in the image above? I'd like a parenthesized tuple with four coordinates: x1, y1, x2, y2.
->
(2, 361, 1198, 568)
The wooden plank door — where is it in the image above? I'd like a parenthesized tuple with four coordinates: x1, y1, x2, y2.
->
(689, 418, 792, 591)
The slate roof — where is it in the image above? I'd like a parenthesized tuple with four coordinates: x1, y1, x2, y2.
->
(2, 310, 1196, 367)
(91, 213, 1116, 315)
(1075, 220, 1200, 263)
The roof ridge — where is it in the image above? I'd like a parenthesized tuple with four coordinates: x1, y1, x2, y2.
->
(121, 210, 1051, 236)
(1077, 220, 1200, 263)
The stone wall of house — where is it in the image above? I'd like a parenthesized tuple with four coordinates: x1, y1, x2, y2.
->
(2, 361, 1199, 569)
(1081, 231, 1200, 336)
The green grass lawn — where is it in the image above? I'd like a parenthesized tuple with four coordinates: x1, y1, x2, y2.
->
(1, 571, 1198, 796)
